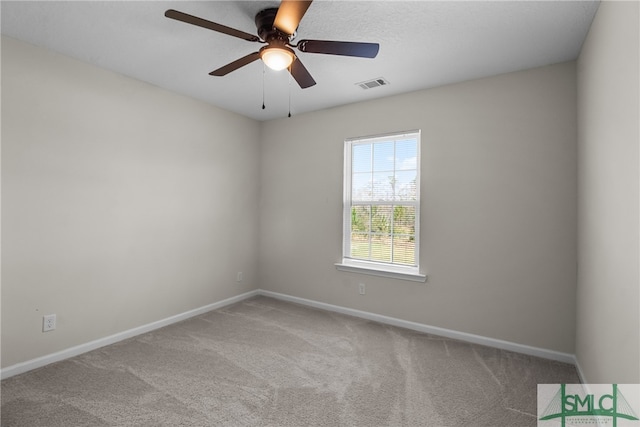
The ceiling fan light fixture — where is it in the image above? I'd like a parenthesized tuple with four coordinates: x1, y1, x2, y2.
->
(260, 46, 295, 71)
(166, 2, 380, 90)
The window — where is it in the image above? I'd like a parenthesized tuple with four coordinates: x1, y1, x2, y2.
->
(336, 130, 426, 282)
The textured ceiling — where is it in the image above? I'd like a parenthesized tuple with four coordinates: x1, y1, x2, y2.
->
(1, 1, 599, 121)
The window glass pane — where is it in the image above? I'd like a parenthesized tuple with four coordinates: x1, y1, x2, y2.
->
(353, 144, 372, 173)
(371, 234, 392, 262)
(392, 206, 415, 235)
(371, 205, 392, 235)
(350, 232, 370, 259)
(352, 172, 372, 201)
(394, 170, 417, 201)
(373, 141, 394, 172)
(372, 172, 393, 200)
(395, 139, 418, 170)
(351, 206, 371, 232)
(393, 236, 415, 265)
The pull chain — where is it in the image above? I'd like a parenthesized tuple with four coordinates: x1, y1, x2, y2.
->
(261, 63, 266, 110)
(288, 71, 292, 118)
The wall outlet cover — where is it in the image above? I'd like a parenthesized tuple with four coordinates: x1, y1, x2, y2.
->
(43, 314, 56, 332)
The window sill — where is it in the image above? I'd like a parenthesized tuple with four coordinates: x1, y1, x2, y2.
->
(335, 260, 427, 283)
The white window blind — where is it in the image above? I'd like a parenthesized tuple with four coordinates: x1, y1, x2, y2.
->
(341, 130, 422, 278)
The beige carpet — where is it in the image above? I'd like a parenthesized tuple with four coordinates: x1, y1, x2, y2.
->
(1, 296, 578, 426)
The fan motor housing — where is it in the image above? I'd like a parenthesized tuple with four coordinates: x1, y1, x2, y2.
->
(255, 8, 285, 41)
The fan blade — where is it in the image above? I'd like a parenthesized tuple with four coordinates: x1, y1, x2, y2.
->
(210, 52, 261, 76)
(165, 9, 259, 42)
(297, 40, 379, 58)
(289, 56, 316, 89)
(274, 0, 313, 35)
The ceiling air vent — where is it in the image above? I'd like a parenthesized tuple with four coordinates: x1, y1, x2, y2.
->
(357, 77, 389, 90)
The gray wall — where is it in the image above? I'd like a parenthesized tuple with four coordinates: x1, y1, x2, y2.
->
(576, 1, 640, 383)
(259, 62, 578, 354)
(1, 37, 261, 368)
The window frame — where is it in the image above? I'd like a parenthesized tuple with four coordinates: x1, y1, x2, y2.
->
(335, 130, 426, 283)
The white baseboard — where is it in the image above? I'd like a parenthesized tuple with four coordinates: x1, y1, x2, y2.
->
(2, 288, 577, 380)
(1, 290, 260, 380)
(258, 290, 577, 365)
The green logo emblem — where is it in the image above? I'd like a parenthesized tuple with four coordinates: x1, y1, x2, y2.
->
(539, 384, 639, 427)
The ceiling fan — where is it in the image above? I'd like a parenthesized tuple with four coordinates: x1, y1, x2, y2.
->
(165, 0, 380, 89)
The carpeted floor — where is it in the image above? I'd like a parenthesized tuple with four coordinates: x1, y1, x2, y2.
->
(1, 296, 579, 426)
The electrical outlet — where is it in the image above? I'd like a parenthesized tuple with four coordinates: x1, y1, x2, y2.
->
(236, 272, 243, 282)
(43, 314, 56, 332)
(359, 283, 366, 295)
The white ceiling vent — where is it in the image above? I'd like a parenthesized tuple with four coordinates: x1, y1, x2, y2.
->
(357, 77, 389, 90)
